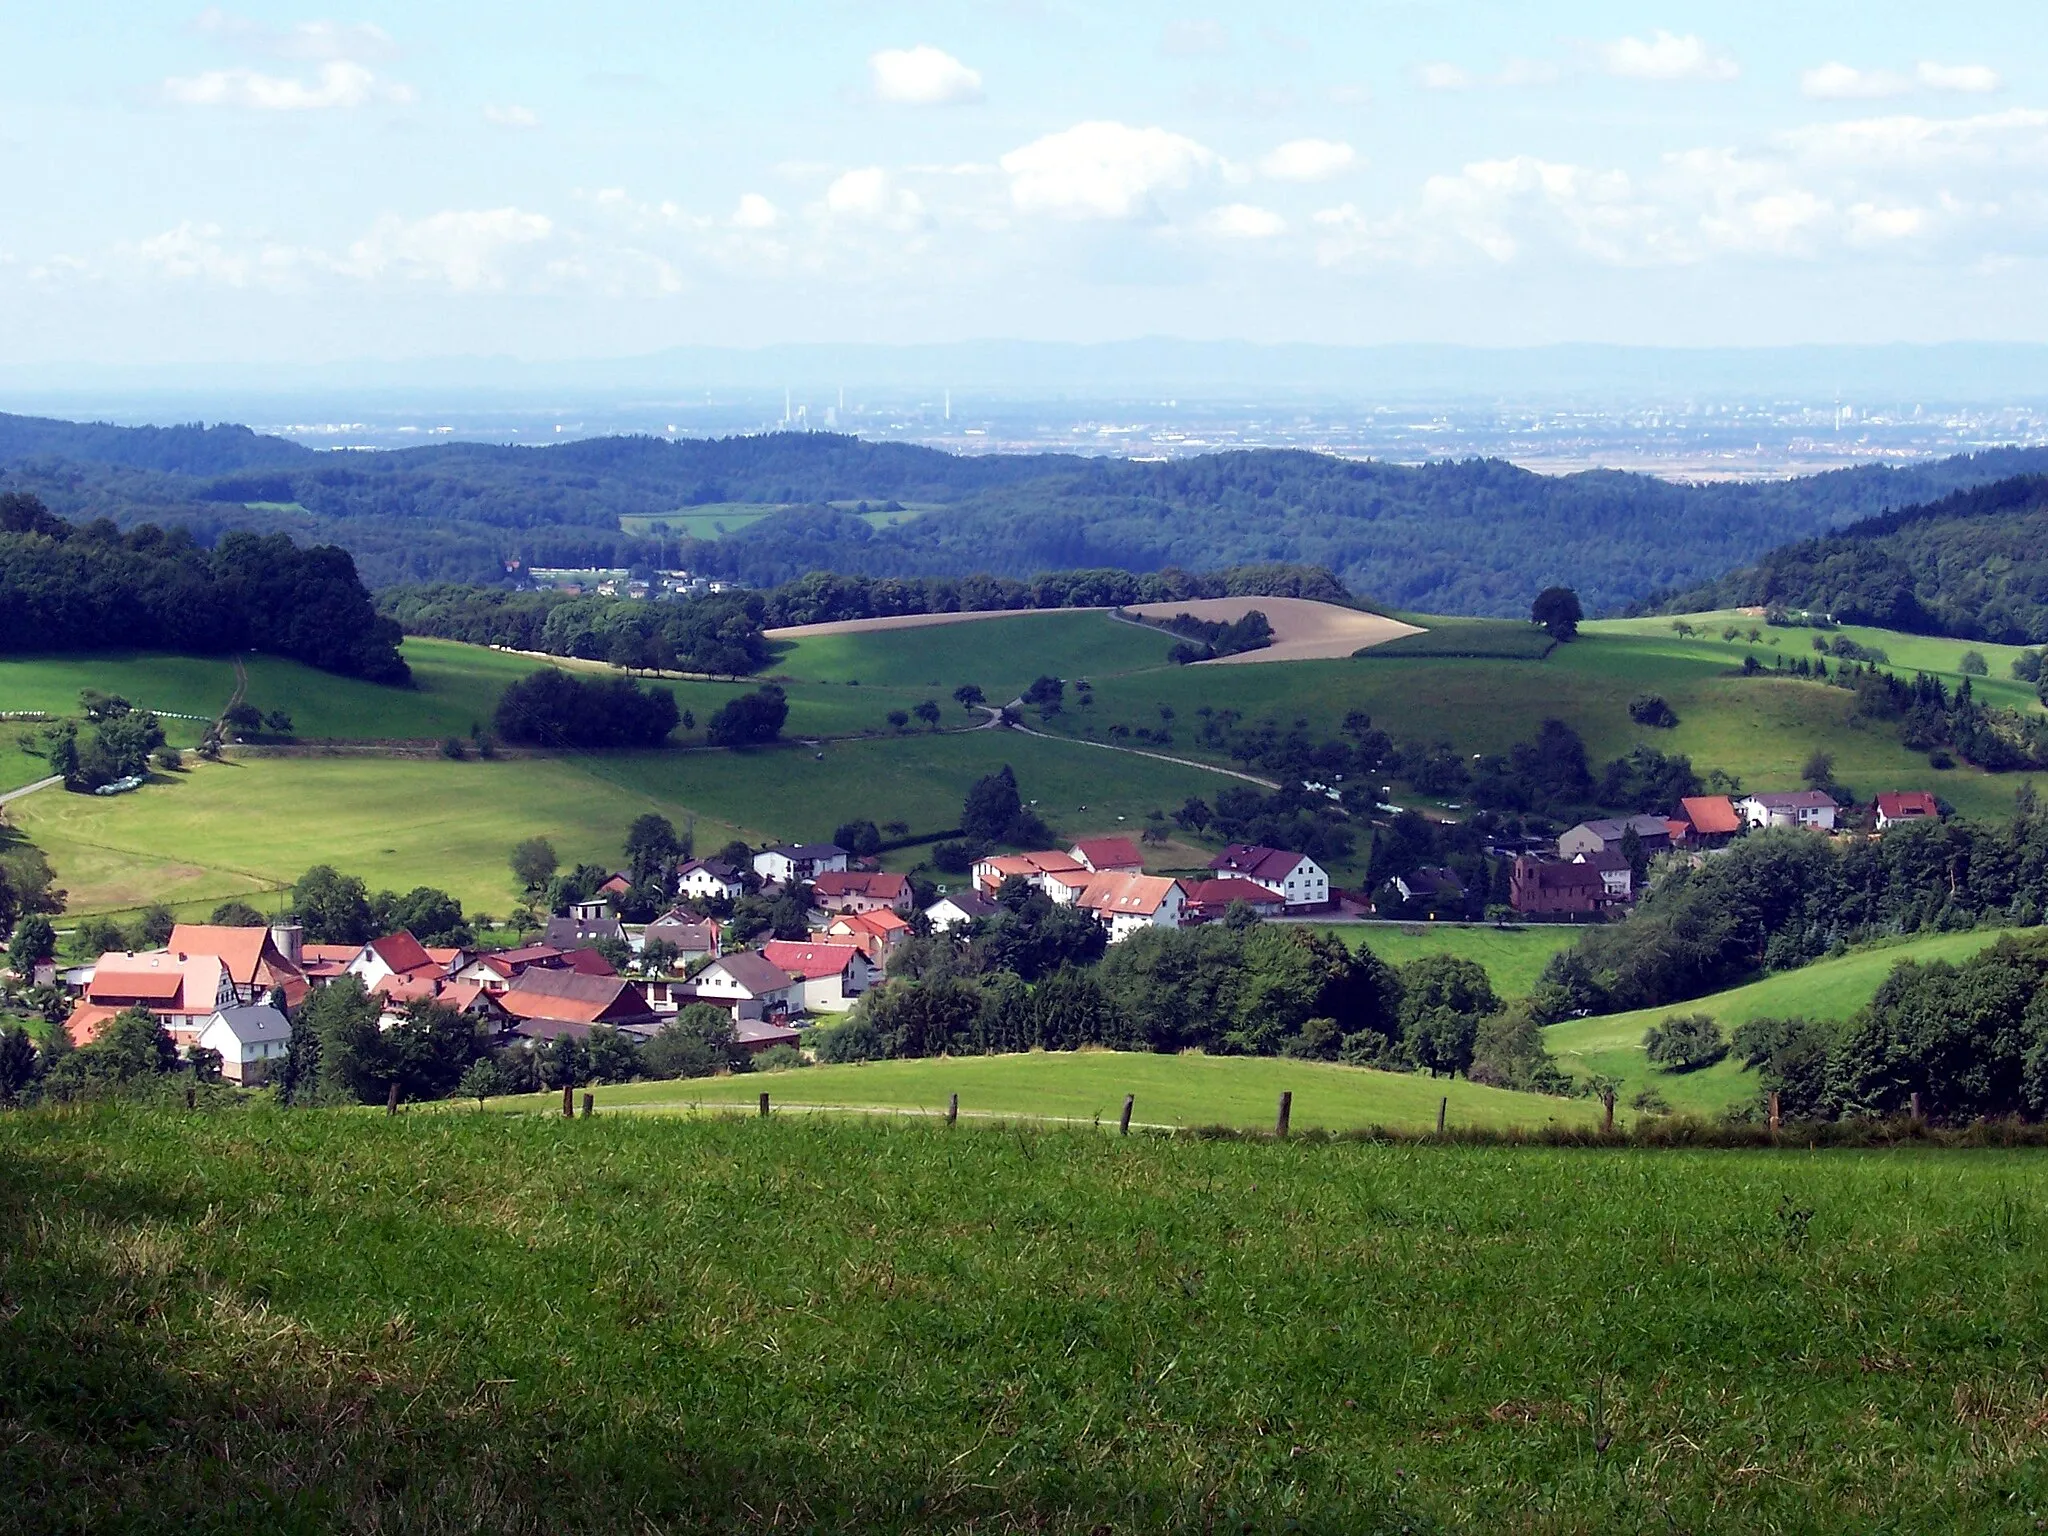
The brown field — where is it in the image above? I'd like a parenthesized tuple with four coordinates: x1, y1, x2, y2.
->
(1122, 597, 1425, 662)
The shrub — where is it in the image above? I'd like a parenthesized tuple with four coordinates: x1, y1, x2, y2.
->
(1627, 694, 1679, 729)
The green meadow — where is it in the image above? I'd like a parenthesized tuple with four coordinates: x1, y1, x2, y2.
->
(1336, 922, 1582, 998)
(9, 1107, 2048, 1531)
(496, 1049, 1603, 1134)
(1544, 926, 2027, 1116)
(767, 608, 1180, 696)
(620, 500, 937, 538)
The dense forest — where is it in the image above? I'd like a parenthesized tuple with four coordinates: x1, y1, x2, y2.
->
(1667, 474, 2048, 643)
(7, 411, 2048, 612)
(0, 492, 407, 682)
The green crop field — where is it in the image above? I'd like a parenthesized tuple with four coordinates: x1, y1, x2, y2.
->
(1545, 927, 2026, 1116)
(9, 1107, 2048, 1531)
(1334, 922, 1582, 998)
(621, 501, 938, 538)
(495, 1049, 1602, 1134)
(9, 728, 1228, 920)
(768, 610, 1180, 698)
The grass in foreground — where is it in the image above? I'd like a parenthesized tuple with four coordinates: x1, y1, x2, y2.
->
(495, 1050, 1603, 1134)
(1546, 926, 2026, 1116)
(7, 1107, 2048, 1532)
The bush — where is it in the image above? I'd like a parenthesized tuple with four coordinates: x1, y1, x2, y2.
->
(495, 670, 681, 749)
(1627, 694, 1679, 728)
(705, 685, 789, 747)
(1959, 650, 1989, 676)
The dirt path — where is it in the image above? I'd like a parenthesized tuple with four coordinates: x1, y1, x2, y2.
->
(984, 707, 1282, 789)
(0, 775, 62, 809)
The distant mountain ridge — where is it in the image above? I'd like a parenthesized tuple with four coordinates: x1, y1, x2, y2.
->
(5, 409, 2048, 614)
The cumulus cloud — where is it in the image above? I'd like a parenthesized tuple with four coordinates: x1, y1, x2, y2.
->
(1599, 31, 1739, 83)
(1161, 19, 1230, 58)
(1200, 203, 1284, 238)
(1417, 63, 1471, 91)
(731, 193, 780, 229)
(1258, 138, 1356, 182)
(1000, 121, 1218, 219)
(484, 104, 540, 128)
(1802, 63, 1912, 101)
(869, 45, 983, 106)
(1918, 62, 2000, 94)
(344, 207, 553, 290)
(164, 60, 414, 110)
(823, 167, 926, 227)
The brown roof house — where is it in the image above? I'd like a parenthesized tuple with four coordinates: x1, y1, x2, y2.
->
(1509, 858, 1612, 918)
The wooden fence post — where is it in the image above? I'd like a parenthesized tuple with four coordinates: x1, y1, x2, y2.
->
(386, 1081, 400, 1117)
(561, 1082, 573, 1119)
(1768, 1090, 1781, 1136)
(758, 1091, 770, 1118)
(186, 1085, 196, 1111)
(1275, 1091, 1292, 1139)
(1436, 1096, 1447, 1136)
(1120, 1094, 1134, 1136)
(580, 1091, 594, 1119)
(1601, 1086, 1615, 1136)
(1910, 1091, 1923, 1126)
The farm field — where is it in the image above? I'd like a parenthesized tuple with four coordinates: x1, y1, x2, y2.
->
(495, 1049, 1604, 1134)
(9, 1108, 2048, 1531)
(9, 729, 1227, 920)
(620, 500, 937, 538)
(767, 608, 1180, 696)
(1334, 922, 1582, 999)
(1545, 926, 2026, 1116)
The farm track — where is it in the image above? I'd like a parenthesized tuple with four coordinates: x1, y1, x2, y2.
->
(986, 708, 1282, 789)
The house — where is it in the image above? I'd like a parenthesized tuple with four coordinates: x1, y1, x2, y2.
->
(1390, 866, 1466, 907)
(452, 944, 565, 994)
(925, 890, 999, 933)
(687, 950, 801, 1019)
(1557, 815, 1674, 859)
(66, 950, 238, 1048)
(559, 947, 619, 977)
(346, 931, 441, 991)
(810, 870, 913, 915)
(735, 1018, 804, 1055)
(641, 908, 721, 961)
(298, 943, 362, 986)
(760, 940, 877, 1014)
(567, 896, 611, 923)
(1570, 848, 1635, 901)
(499, 968, 655, 1030)
(598, 873, 634, 901)
(675, 857, 746, 903)
(197, 1004, 292, 1084)
(972, 851, 1090, 901)
(1673, 795, 1743, 847)
(1206, 845, 1331, 911)
(824, 908, 911, 964)
(1077, 874, 1188, 943)
(1875, 791, 1940, 831)
(753, 843, 849, 884)
(167, 923, 311, 1007)
(1737, 790, 1841, 831)
(1180, 877, 1286, 923)
(1069, 837, 1145, 875)
(1508, 858, 1610, 917)
(542, 914, 627, 954)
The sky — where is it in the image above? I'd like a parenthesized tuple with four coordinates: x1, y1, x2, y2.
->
(4, 1, 2048, 365)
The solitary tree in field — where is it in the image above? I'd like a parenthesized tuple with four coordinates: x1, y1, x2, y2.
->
(953, 684, 985, 711)
(1643, 1013, 1728, 1073)
(914, 699, 942, 731)
(510, 837, 559, 892)
(458, 1058, 506, 1108)
(1531, 587, 1583, 641)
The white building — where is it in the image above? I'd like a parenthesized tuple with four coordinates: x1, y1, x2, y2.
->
(1737, 791, 1841, 831)
(197, 1004, 292, 1085)
(1077, 874, 1188, 944)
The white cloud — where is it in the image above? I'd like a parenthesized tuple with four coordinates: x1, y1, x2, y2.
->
(1802, 63, 1911, 101)
(164, 60, 413, 110)
(344, 207, 553, 290)
(1417, 63, 1471, 91)
(192, 9, 395, 63)
(1780, 107, 2048, 171)
(1259, 138, 1356, 182)
(1918, 62, 2000, 95)
(1000, 121, 1217, 219)
(1161, 19, 1230, 58)
(822, 167, 926, 227)
(484, 104, 540, 129)
(1599, 31, 1738, 83)
(1201, 203, 1284, 239)
(731, 193, 780, 229)
(1497, 58, 1563, 87)
(869, 46, 983, 106)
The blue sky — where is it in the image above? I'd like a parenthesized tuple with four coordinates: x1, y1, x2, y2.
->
(3, 2, 2046, 363)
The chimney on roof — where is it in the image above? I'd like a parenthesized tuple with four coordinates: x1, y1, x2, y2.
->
(270, 922, 303, 963)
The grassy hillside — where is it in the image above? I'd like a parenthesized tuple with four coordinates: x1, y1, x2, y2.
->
(769, 609, 1180, 696)
(10, 729, 1228, 920)
(497, 1049, 1601, 1134)
(8, 1108, 2048, 1531)
(1336, 923, 1581, 998)
(1545, 927, 2025, 1116)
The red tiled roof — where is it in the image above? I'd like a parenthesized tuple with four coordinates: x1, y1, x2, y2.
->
(761, 940, 865, 981)
(168, 925, 303, 988)
(811, 871, 909, 900)
(366, 931, 434, 975)
(63, 1003, 124, 1048)
(372, 973, 442, 1003)
(500, 968, 649, 1023)
(1877, 791, 1939, 820)
(562, 948, 618, 976)
(1208, 844, 1306, 883)
(1183, 877, 1283, 909)
(1070, 837, 1145, 872)
(1678, 796, 1742, 836)
(1078, 873, 1182, 916)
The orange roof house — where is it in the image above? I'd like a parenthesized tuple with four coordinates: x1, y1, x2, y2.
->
(167, 923, 309, 1005)
(1875, 791, 1940, 830)
(499, 968, 654, 1026)
(810, 870, 913, 913)
(1675, 796, 1742, 841)
(1069, 837, 1145, 874)
(823, 908, 911, 963)
(67, 950, 236, 1046)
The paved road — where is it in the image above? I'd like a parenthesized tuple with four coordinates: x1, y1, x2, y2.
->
(0, 775, 62, 808)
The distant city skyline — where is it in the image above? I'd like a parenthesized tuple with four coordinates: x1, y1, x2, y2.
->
(4, 3, 2048, 364)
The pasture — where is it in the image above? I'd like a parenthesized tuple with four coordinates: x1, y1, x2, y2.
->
(8, 1107, 2048, 1531)
(494, 1049, 1604, 1134)
(1336, 922, 1581, 999)
(1544, 926, 2026, 1116)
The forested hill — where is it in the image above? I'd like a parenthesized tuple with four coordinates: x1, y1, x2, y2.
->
(4, 408, 2048, 613)
(1667, 473, 2048, 643)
